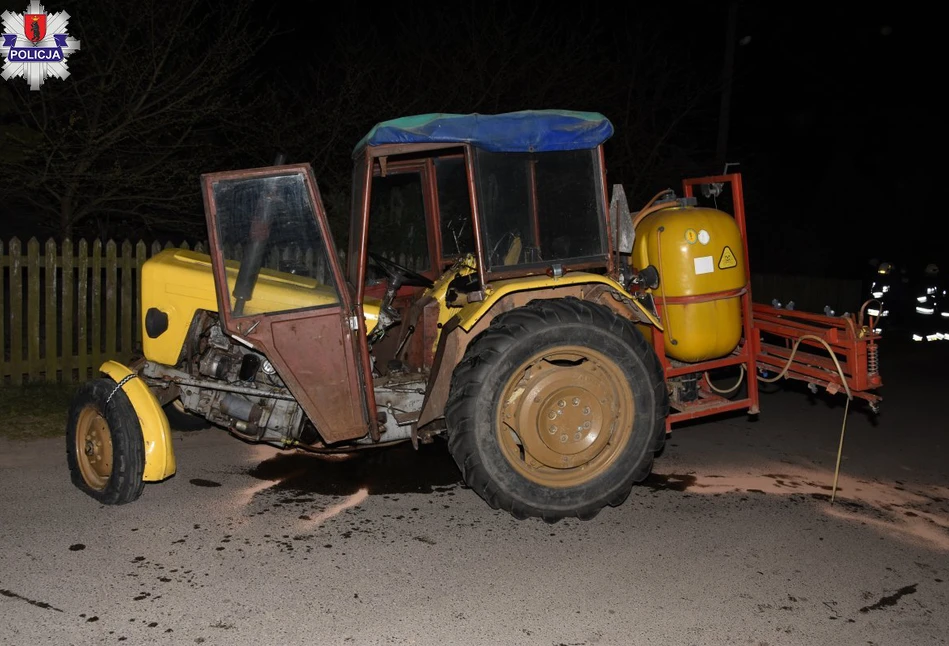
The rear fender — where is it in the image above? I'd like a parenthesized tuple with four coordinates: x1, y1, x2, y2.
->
(453, 273, 662, 332)
(417, 281, 660, 428)
(100, 360, 176, 482)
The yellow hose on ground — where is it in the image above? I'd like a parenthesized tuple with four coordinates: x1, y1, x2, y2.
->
(757, 334, 852, 503)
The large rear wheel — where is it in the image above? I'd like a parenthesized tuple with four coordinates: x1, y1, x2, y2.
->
(446, 297, 667, 522)
(66, 378, 146, 505)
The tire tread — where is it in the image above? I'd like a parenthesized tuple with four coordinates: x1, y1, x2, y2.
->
(446, 297, 667, 522)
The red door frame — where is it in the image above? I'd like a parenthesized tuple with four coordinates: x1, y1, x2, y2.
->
(201, 164, 373, 444)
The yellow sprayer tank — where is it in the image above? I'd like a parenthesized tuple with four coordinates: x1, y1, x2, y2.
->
(632, 204, 747, 363)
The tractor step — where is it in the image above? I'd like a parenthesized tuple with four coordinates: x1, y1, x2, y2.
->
(393, 410, 420, 426)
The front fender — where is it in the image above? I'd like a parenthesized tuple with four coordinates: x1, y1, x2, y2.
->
(99, 360, 176, 482)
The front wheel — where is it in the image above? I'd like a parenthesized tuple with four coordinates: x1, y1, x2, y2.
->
(445, 297, 668, 522)
(66, 378, 146, 505)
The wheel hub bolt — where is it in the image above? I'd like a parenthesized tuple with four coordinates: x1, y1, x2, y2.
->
(85, 441, 94, 456)
(572, 397, 580, 406)
(583, 421, 591, 429)
(574, 432, 581, 441)
(547, 410, 557, 420)
(560, 434, 568, 443)
(548, 425, 558, 435)
(557, 399, 566, 408)
(582, 406, 591, 415)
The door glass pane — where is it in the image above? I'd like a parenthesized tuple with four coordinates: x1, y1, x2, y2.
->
(213, 173, 340, 317)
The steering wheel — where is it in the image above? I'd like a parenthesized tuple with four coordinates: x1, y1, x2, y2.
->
(368, 251, 434, 288)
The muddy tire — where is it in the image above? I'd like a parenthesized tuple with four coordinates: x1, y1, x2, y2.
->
(445, 297, 668, 522)
(66, 378, 146, 505)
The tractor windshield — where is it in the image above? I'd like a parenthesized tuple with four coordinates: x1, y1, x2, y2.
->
(473, 147, 608, 271)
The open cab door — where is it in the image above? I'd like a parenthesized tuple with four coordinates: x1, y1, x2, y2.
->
(201, 164, 371, 444)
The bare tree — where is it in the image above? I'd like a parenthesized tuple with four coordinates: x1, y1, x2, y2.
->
(0, 1, 716, 241)
(0, 0, 272, 239)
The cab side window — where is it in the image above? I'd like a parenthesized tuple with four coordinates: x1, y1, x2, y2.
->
(367, 172, 431, 283)
(435, 157, 475, 260)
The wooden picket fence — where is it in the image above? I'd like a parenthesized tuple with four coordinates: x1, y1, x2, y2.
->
(0, 237, 426, 386)
(0, 237, 208, 385)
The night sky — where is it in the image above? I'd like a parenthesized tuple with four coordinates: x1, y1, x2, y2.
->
(724, 4, 940, 278)
(266, 1, 942, 279)
(4, 1, 940, 280)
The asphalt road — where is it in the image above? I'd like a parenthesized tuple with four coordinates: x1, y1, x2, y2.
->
(1, 339, 947, 646)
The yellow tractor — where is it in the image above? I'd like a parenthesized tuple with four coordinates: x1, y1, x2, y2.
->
(66, 111, 883, 522)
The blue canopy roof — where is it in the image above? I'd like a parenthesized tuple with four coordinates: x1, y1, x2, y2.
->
(353, 110, 614, 156)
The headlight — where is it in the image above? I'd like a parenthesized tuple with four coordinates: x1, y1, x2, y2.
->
(145, 308, 169, 338)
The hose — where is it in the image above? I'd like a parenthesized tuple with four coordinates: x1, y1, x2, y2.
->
(654, 228, 677, 346)
(705, 363, 746, 395)
(757, 334, 852, 503)
(857, 298, 883, 332)
(632, 189, 677, 230)
(640, 188, 675, 211)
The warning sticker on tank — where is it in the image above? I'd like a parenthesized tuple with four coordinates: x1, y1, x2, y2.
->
(719, 246, 738, 269)
(684, 228, 698, 244)
(694, 256, 714, 275)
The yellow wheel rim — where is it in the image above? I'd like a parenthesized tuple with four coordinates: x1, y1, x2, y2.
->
(75, 406, 113, 490)
(496, 345, 635, 488)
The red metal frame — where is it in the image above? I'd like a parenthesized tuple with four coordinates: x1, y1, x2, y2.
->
(752, 303, 882, 403)
(200, 163, 377, 443)
(639, 174, 758, 432)
(652, 172, 883, 433)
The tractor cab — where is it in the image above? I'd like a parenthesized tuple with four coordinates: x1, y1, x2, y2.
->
(343, 112, 634, 372)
